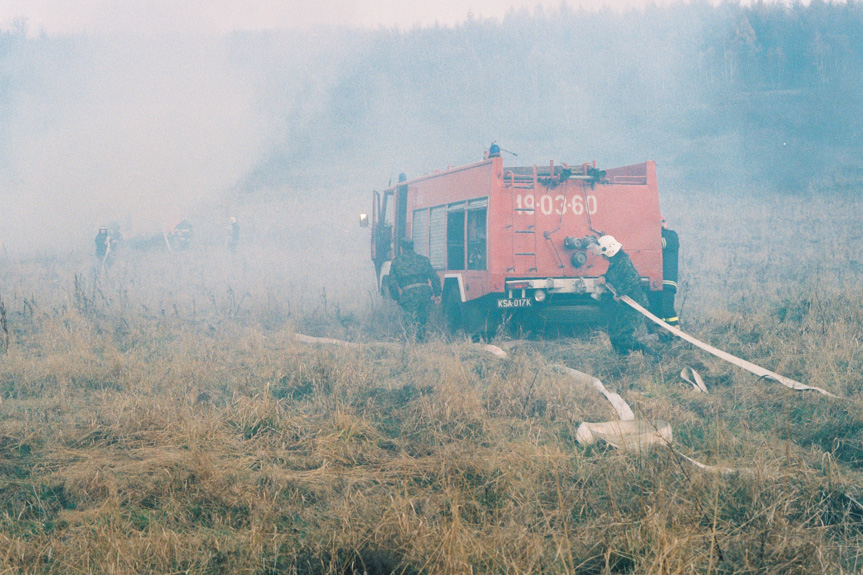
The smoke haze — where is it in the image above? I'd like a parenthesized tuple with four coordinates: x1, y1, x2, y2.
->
(1, 33, 279, 250)
(1, 2, 862, 257)
(1, 0, 672, 36)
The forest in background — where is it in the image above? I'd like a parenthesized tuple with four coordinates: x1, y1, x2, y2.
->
(0, 1, 862, 252)
(220, 0, 863, 192)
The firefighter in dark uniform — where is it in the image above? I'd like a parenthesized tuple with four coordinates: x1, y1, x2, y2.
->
(594, 235, 659, 359)
(389, 237, 441, 340)
(172, 220, 193, 251)
(660, 216, 680, 327)
(95, 227, 109, 261)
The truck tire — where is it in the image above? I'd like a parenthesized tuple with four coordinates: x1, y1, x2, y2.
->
(466, 295, 502, 340)
(380, 275, 394, 299)
(443, 288, 464, 333)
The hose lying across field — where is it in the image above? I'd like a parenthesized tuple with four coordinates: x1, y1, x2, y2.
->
(490, 344, 739, 474)
(293, 333, 738, 473)
(294, 288, 845, 473)
(617, 295, 840, 398)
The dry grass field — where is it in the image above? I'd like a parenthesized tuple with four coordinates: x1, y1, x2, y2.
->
(1, 187, 863, 574)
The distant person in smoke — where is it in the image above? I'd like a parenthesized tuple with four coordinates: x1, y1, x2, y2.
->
(593, 235, 659, 360)
(389, 236, 441, 341)
(228, 216, 240, 252)
(95, 227, 109, 262)
(170, 220, 194, 251)
(660, 216, 680, 328)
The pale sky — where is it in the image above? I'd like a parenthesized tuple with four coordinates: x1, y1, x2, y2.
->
(1, 0, 683, 37)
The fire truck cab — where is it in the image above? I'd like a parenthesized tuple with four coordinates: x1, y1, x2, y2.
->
(368, 154, 664, 333)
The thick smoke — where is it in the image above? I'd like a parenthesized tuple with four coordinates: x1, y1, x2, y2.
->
(2, 1, 862, 255)
(1, 31, 277, 252)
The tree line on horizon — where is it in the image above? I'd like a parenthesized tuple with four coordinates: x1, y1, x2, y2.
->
(246, 0, 863, 192)
(2, 1, 862, 194)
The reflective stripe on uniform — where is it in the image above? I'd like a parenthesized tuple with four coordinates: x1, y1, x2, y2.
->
(402, 282, 428, 291)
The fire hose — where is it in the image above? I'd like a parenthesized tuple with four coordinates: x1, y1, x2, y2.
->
(613, 293, 839, 399)
(293, 334, 738, 472)
(491, 343, 737, 473)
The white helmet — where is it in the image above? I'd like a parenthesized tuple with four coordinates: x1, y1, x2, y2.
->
(596, 235, 622, 258)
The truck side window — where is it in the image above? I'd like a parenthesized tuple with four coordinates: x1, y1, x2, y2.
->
(447, 210, 465, 270)
(467, 208, 487, 270)
(412, 208, 429, 257)
(429, 206, 446, 269)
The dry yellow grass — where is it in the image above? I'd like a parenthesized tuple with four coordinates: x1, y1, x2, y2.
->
(1, 189, 862, 573)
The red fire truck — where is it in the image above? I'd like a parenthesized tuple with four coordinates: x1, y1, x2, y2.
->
(365, 152, 664, 333)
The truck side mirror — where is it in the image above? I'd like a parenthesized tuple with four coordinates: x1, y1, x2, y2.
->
(359, 213, 369, 228)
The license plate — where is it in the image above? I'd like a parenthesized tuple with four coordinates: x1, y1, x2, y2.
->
(497, 298, 533, 309)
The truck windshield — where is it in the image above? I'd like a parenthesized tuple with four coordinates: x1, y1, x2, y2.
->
(382, 190, 394, 227)
(375, 190, 395, 262)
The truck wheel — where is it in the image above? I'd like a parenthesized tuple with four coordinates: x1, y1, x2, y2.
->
(463, 296, 502, 340)
(380, 275, 393, 299)
(443, 289, 464, 332)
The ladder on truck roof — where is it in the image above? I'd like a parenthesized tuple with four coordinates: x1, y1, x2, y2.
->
(506, 166, 538, 273)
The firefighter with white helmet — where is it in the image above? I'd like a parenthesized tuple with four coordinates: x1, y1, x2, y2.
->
(596, 234, 622, 258)
(592, 235, 659, 359)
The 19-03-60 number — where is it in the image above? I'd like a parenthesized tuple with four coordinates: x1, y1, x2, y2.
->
(515, 194, 597, 216)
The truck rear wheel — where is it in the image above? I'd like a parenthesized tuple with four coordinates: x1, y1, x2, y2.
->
(380, 275, 394, 299)
(443, 289, 464, 332)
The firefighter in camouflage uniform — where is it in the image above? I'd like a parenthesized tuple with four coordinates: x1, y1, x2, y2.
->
(594, 235, 659, 359)
(389, 237, 441, 340)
